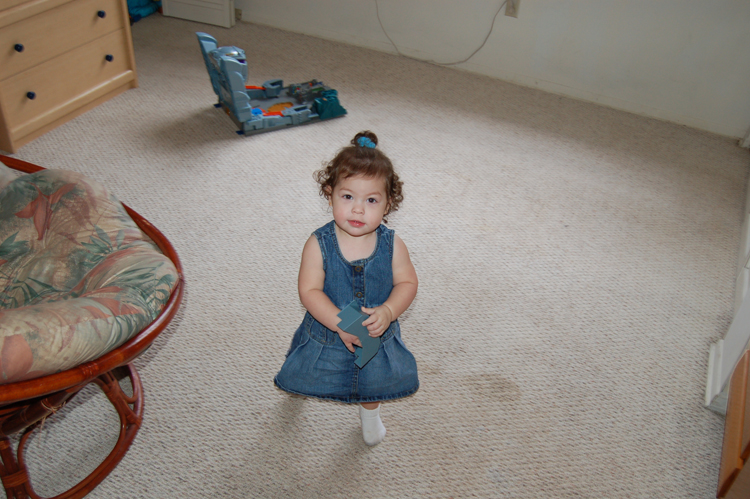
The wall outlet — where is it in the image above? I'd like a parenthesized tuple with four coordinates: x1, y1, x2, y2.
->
(235, 8, 242, 21)
(505, 0, 519, 18)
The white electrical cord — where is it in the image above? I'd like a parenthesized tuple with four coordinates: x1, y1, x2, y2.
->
(375, 0, 507, 66)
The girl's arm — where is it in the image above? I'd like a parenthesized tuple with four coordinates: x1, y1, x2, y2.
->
(362, 234, 418, 336)
(298, 235, 362, 352)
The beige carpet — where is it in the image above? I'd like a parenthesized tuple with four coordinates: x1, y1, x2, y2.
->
(5, 13, 750, 498)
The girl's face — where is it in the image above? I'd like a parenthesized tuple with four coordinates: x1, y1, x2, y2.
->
(329, 174, 390, 238)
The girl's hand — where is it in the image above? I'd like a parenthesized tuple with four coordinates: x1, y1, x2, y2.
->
(361, 305, 393, 337)
(337, 330, 362, 353)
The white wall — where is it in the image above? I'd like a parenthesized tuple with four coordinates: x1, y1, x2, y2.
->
(236, 0, 750, 139)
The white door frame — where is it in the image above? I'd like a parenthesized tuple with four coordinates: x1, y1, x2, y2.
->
(706, 132, 750, 413)
(162, 0, 235, 28)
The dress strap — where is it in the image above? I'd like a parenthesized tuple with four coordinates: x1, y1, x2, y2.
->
(313, 221, 336, 272)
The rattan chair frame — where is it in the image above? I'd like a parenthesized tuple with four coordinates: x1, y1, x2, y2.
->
(0, 155, 184, 499)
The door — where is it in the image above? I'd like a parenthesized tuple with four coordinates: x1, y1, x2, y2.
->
(707, 191, 750, 413)
(162, 0, 235, 28)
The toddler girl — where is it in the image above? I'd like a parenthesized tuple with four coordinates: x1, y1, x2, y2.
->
(274, 131, 419, 446)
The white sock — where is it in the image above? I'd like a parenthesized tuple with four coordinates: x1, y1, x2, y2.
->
(359, 404, 386, 446)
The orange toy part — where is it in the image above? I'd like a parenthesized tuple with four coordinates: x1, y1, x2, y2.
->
(268, 102, 293, 113)
(261, 102, 294, 116)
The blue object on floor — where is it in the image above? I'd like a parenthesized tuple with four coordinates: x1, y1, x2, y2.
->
(196, 32, 347, 136)
(128, 0, 160, 22)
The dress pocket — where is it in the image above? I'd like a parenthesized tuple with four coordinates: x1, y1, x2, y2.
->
(285, 321, 310, 358)
(306, 314, 338, 345)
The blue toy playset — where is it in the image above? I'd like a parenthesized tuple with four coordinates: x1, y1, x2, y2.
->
(337, 300, 381, 369)
(196, 32, 347, 136)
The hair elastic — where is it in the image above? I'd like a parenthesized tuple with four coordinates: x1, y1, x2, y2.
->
(357, 136, 376, 149)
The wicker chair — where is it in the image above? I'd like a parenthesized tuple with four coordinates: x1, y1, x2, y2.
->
(0, 155, 184, 499)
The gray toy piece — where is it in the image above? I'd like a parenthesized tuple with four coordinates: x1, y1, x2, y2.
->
(337, 300, 381, 369)
(196, 32, 347, 136)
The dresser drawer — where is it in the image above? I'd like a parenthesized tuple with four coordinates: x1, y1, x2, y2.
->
(0, 28, 134, 142)
(0, 0, 124, 81)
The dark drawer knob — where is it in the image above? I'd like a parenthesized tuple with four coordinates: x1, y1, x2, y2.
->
(105, 54, 113, 62)
(26, 91, 36, 100)
(97, 10, 106, 18)
(14, 44, 24, 52)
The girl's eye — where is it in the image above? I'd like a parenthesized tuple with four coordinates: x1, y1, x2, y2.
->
(343, 194, 353, 200)
(367, 198, 378, 204)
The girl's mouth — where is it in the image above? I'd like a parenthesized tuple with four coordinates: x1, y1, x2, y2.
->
(348, 220, 365, 228)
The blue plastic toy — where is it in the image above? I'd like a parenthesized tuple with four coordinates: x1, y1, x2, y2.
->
(128, 0, 160, 22)
(196, 32, 347, 136)
(337, 300, 381, 369)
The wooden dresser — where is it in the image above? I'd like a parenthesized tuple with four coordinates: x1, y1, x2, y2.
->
(0, 0, 137, 153)
(718, 350, 750, 498)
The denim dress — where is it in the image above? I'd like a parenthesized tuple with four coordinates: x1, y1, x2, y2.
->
(274, 221, 419, 403)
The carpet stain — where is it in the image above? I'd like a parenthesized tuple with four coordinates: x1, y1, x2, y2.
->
(466, 374, 521, 403)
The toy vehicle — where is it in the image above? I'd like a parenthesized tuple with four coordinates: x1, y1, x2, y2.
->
(196, 32, 347, 136)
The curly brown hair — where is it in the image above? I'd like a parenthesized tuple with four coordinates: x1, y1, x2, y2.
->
(315, 131, 403, 222)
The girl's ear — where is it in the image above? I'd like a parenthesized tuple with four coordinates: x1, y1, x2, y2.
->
(324, 185, 333, 206)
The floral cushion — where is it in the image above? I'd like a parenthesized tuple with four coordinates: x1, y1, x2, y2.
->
(0, 169, 178, 384)
(0, 161, 17, 191)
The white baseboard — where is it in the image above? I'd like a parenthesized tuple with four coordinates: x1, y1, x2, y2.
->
(741, 127, 750, 149)
(706, 340, 728, 414)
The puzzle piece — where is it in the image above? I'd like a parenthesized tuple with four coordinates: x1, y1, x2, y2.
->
(337, 300, 381, 369)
